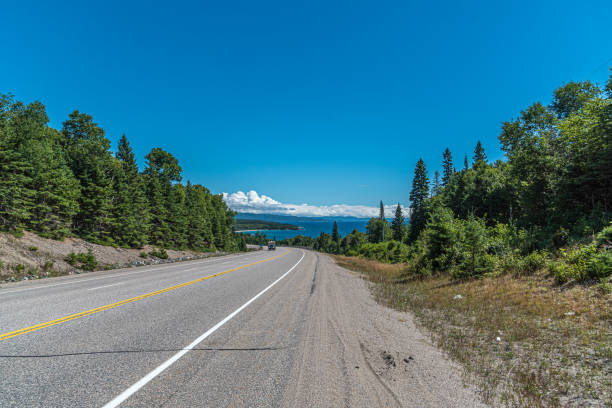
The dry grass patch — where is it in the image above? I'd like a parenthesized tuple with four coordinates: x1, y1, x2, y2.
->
(333, 255, 612, 407)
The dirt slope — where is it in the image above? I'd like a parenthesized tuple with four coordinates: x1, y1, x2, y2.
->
(0, 231, 217, 282)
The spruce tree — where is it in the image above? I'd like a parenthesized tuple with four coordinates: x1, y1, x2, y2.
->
(464, 153, 469, 171)
(144, 148, 182, 247)
(408, 158, 429, 242)
(62, 111, 114, 244)
(167, 184, 188, 249)
(391, 203, 405, 241)
(442, 148, 454, 186)
(111, 135, 149, 247)
(185, 182, 209, 250)
(433, 170, 441, 196)
(473, 140, 487, 167)
(0, 115, 34, 231)
(332, 221, 340, 247)
(379, 200, 385, 219)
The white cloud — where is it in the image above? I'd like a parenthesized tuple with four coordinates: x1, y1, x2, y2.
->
(223, 190, 408, 218)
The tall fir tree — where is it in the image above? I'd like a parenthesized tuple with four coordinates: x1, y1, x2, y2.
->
(144, 148, 182, 247)
(391, 203, 406, 241)
(62, 111, 114, 244)
(442, 147, 454, 186)
(473, 140, 487, 167)
(433, 170, 441, 196)
(111, 135, 149, 247)
(408, 158, 429, 242)
(464, 153, 469, 171)
(0, 98, 35, 231)
(332, 221, 340, 246)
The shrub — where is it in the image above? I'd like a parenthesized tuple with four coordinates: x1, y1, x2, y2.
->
(497, 252, 521, 274)
(452, 215, 490, 279)
(551, 245, 596, 283)
(597, 277, 612, 294)
(65, 250, 97, 271)
(452, 252, 497, 279)
(517, 250, 549, 275)
(586, 251, 612, 279)
(149, 249, 169, 259)
(28, 246, 38, 252)
(10, 263, 25, 273)
(10, 229, 24, 238)
(552, 227, 569, 249)
(594, 222, 612, 248)
(139, 251, 148, 259)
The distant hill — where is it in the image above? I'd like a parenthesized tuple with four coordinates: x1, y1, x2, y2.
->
(234, 218, 300, 231)
(234, 213, 372, 223)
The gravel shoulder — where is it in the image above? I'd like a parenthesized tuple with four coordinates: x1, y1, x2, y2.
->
(283, 252, 487, 407)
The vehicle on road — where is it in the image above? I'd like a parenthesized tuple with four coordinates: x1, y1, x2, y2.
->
(268, 240, 276, 250)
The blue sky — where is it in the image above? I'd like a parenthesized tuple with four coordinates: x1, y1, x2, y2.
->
(1, 0, 611, 216)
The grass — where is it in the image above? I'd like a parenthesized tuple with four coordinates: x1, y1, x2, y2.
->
(333, 255, 612, 407)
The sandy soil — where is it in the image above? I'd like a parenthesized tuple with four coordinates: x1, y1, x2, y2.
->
(283, 253, 487, 407)
(0, 231, 218, 281)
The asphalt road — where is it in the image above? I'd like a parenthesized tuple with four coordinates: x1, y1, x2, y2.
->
(0, 248, 311, 407)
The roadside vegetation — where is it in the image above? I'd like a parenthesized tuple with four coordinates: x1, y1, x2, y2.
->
(334, 255, 611, 407)
(280, 71, 612, 406)
(0, 94, 247, 255)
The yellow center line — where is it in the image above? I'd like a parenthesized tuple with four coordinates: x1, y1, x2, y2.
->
(0, 250, 289, 342)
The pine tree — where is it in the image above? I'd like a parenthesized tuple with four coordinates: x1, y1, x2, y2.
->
(379, 200, 385, 220)
(408, 158, 429, 241)
(442, 148, 454, 186)
(0, 121, 34, 231)
(433, 170, 441, 196)
(111, 135, 149, 247)
(464, 153, 469, 171)
(144, 148, 182, 247)
(167, 184, 188, 249)
(473, 140, 487, 167)
(332, 221, 340, 247)
(391, 203, 405, 241)
(62, 111, 114, 244)
(185, 182, 209, 250)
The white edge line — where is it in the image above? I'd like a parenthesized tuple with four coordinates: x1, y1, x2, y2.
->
(87, 282, 124, 291)
(102, 250, 305, 408)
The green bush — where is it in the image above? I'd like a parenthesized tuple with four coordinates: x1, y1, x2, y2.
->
(65, 250, 97, 271)
(586, 251, 612, 279)
(28, 246, 38, 252)
(597, 278, 612, 294)
(518, 250, 549, 275)
(149, 248, 169, 259)
(452, 252, 497, 279)
(139, 251, 148, 258)
(552, 227, 569, 249)
(10, 263, 25, 273)
(497, 252, 521, 274)
(551, 245, 596, 283)
(594, 222, 612, 248)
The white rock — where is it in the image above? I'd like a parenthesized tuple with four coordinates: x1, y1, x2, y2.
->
(496, 336, 501, 342)
(453, 294, 463, 300)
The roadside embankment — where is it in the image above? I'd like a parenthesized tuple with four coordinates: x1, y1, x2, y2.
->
(333, 255, 612, 407)
(0, 231, 221, 283)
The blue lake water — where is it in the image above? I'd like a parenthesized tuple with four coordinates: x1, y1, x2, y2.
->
(239, 218, 370, 240)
